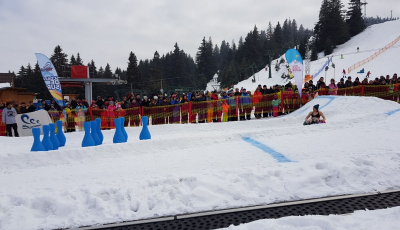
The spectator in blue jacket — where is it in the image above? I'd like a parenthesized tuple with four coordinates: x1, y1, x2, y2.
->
(240, 88, 252, 120)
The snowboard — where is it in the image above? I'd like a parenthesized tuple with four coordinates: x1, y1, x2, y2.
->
(303, 120, 326, 125)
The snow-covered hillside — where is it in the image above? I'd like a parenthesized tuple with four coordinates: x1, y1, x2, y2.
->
(235, 20, 400, 92)
(1, 96, 400, 230)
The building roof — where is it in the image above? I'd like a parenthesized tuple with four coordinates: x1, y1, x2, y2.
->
(0, 87, 27, 92)
(0, 73, 15, 84)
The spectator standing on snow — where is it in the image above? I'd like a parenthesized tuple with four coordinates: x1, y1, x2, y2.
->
(19, 102, 28, 114)
(308, 80, 316, 91)
(28, 101, 36, 112)
(240, 88, 252, 120)
(345, 77, 353, 88)
(337, 78, 345, 88)
(328, 79, 338, 95)
(2, 102, 19, 137)
(253, 88, 263, 119)
(96, 96, 104, 109)
(316, 77, 325, 90)
(271, 94, 281, 117)
(353, 77, 361, 87)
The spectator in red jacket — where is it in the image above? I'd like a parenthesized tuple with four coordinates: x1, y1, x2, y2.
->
(253, 88, 263, 119)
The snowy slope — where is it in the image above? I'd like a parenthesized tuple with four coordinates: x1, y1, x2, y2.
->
(1, 96, 400, 229)
(235, 20, 400, 92)
(220, 206, 400, 230)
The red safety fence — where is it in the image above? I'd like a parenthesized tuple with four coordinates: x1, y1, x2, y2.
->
(1, 84, 399, 136)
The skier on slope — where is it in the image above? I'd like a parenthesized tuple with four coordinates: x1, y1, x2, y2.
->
(342, 69, 346, 78)
(366, 71, 371, 78)
(304, 104, 326, 125)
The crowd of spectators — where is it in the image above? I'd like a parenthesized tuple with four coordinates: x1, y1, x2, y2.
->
(0, 73, 398, 132)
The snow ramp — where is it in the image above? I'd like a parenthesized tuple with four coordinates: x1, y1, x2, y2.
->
(287, 96, 400, 123)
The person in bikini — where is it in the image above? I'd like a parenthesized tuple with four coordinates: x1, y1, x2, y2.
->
(304, 104, 326, 125)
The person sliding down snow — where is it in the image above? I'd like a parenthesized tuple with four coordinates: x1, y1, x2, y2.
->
(304, 104, 326, 125)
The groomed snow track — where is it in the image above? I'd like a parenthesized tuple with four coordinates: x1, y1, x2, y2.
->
(72, 190, 400, 230)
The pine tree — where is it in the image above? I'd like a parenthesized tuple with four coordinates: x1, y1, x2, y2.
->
(213, 44, 221, 69)
(196, 37, 217, 84)
(76, 53, 83, 65)
(50, 45, 68, 77)
(282, 19, 292, 49)
(126, 52, 140, 86)
(315, 0, 350, 53)
(324, 37, 334, 55)
(98, 66, 104, 78)
(70, 54, 77, 65)
(274, 22, 284, 54)
(238, 36, 244, 48)
(298, 24, 305, 42)
(26, 63, 34, 87)
(243, 25, 262, 69)
(290, 19, 296, 46)
(104, 63, 113, 78)
(18, 65, 26, 77)
(171, 42, 185, 86)
(88, 59, 97, 78)
(346, 0, 365, 36)
(311, 45, 319, 61)
(298, 38, 307, 59)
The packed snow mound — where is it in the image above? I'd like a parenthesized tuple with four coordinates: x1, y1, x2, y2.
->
(288, 95, 400, 122)
(234, 20, 400, 91)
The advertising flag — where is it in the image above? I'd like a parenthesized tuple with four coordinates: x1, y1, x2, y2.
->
(35, 53, 64, 107)
(285, 49, 304, 97)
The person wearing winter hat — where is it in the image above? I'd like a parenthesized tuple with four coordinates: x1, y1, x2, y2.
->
(304, 104, 326, 125)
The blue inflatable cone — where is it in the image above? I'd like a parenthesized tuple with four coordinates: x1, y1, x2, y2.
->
(56, 120, 66, 147)
(82, 121, 95, 147)
(41, 125, 54, 151)
(91, 121, 101, 145)
(31, 127, 46, 152)
(96, 118, 103, 144)
(113, 118, 125, 143)
(120, 117, 128, 142)
(49, 123, 60, 150)
(139, 116, 151, 140)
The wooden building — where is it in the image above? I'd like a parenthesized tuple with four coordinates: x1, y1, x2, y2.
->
(0, 73, 37, 103)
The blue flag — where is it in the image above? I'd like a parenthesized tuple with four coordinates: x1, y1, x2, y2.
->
(285, 49, 304, 97)
(35, 53, 64, 107)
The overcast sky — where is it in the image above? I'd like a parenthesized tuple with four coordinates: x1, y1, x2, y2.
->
(0, 0, 397, 74)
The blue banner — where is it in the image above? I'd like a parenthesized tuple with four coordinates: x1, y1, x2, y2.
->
(35, 53, 64, 107)
(285, 49, 304, 97)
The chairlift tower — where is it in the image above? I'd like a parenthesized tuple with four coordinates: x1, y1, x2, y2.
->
(361, 0, 368, 18)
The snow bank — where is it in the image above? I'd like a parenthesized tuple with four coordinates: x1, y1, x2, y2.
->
(220, 206, 400, 230)
(1, 96, 400, 229)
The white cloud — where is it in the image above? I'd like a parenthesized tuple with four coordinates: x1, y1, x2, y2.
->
(0, 0, 398, 73)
